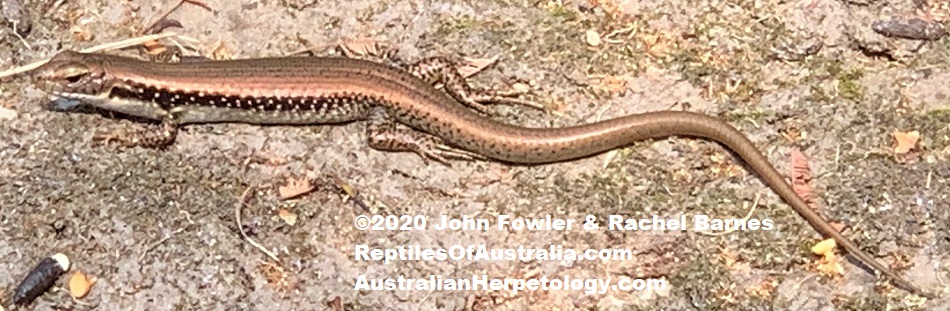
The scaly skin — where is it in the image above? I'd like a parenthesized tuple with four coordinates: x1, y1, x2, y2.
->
(30, 51, 930, 297)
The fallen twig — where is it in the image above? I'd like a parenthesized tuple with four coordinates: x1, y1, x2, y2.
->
(138, 227, 186, 261)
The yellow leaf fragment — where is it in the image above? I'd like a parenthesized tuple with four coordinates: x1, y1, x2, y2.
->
(816, 252, 844, 276)
(812, 239, 844, 277)
(811, 238, 837, 256)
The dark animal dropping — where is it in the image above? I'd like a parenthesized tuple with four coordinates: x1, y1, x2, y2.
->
(12, 253, 71, 306)
(872, 18, 948, 41)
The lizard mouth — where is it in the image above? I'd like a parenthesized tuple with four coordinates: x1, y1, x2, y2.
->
(47, 93, 83, 111)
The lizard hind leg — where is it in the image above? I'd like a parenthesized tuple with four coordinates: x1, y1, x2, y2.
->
(335, 41, 540, 114)
(403, 56, 542, 114)
(364, 108, 486, 165)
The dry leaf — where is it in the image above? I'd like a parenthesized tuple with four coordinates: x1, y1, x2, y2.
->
(720, 249, 738, 267)
(458, 56, 500, 78)
(265, 156, 287, 166)
(811, 238, 837, 255)
(340, 38, 383, 57)
(245, 150, 288, 167)
(70, 25, 92, 41)
(789, 148, 815, 207)
(339, 182, 357, 197)
(278, 177, 315, 200)
(599, 75, 627, 94)
(68, 271, 95, 299)
(209, 41, 232, 60)
(585, 30, 602, 46)
(744, 278, 775, 299)
(893, 130, 920, 154)
(829, 222, 846, 233)
(258, 261, 294, 291)
(327, 296, 343, 311)
(278, 209, 298, 226)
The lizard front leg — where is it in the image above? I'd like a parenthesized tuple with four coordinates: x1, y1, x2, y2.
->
(92, 116, 179, 149)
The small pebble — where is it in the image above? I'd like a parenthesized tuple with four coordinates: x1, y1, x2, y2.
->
(0, 107, 17, 120)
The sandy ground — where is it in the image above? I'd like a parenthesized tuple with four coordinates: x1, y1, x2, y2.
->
(1, 0, 949, 310)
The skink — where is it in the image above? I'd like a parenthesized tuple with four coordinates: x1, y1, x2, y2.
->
(29, 50, 928, 297)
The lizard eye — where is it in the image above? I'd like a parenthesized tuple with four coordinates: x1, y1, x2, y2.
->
(65, 74, 83, 84)
(54, 64, 91, 85)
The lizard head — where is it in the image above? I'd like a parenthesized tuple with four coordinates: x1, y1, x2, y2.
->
(31, 51, 111, 108)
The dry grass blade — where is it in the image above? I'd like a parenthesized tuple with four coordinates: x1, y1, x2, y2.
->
(0, 32, 180, 80)
(236, 187, 281, 263)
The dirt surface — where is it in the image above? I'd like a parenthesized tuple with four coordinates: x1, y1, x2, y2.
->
(1, 0, 949, 310)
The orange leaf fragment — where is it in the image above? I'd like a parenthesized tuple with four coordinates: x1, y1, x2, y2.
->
(893, 130, 920, 154)
(789, 148, 815, 207)
(68, 271, 95, 299)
